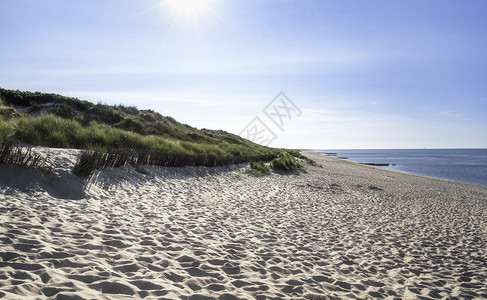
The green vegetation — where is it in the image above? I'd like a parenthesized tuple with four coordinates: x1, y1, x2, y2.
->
(249, 161, 271, 176)
(286, 149, 317, 165)
(250, 151, 319, 176)
(0, 114, 274, 157)
(0, 88, 258, 146)
(0, 143, 54, 173)
(0, 88, 317, 174)
(270, 151, 305, 173)
(0, 98, 24, 119)
(72, 149, 276, 177)
(0, 88, 275, 157)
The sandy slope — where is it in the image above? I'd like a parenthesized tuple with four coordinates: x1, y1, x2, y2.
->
(1, 148, 486, 299)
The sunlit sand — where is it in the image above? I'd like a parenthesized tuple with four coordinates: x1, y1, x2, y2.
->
(1, 148, 486, 298)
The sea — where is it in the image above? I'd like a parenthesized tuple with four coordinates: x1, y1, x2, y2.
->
(317, 149, 487, 187)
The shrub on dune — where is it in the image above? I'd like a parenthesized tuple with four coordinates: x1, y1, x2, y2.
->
(270, 151, 304, 173)
(249, 161, 271, 176)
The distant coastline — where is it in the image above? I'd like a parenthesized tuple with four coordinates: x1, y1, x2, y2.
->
(318, 149, 487, 187)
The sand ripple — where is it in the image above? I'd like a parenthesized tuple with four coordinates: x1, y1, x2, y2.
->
(1, 149, 487, 299)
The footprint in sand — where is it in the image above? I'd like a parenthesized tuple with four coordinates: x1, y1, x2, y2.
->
(89, 281, 136, 296)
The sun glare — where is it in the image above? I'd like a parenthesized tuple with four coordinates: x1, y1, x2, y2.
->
(164, 0, 215, 19)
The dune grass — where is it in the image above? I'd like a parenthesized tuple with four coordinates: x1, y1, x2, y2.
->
(286, 149, 317, 165)
(270, 151, 305, 173)
(72, 149, 312, 177)
(0, 114, 316, 176)
(249, 151, 312, 176)
(0, 114, 283, 176)
(72, 149, 278, 177)
(0, 88, 258, 146)
(0, 88, 317, 175)
(0, 142, 54, 173)
(0, 114, 275, 158)
(249, 161, 271, 176)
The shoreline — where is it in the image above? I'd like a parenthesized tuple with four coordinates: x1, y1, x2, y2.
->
(312, 149, 487, 187)
(1, 148, 487, 299)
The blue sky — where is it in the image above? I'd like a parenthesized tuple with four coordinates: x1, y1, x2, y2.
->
(1, 0, 486, 149)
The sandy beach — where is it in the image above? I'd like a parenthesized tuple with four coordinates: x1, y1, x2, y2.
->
(1, 148, 486, 299)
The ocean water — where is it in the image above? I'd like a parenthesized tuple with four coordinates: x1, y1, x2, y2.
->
(318, 149, 487, 187)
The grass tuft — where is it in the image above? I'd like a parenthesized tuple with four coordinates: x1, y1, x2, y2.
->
(0, 142, 54, 173)
(270, 151, 305, 173)
(249, 161, 271, 176)
(72, 149, 278, 177)
(286, 149, 317, 165)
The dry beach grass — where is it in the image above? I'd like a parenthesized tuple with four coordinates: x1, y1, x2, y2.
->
(0, 149, 486, 299)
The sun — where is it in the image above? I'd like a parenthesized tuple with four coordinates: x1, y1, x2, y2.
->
(164, 0, 215, 19)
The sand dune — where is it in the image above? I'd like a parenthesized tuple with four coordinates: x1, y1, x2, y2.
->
(1, 148, 487, 299)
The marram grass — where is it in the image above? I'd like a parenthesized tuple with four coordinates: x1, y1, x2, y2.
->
(0, 142, 54, 173)
(270, 151, 306, 173)
(72, 149, 278, 177)
(0, 114, 274, 157)
(249, 161, 271, 176)
(1, 88, 317, 175)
